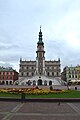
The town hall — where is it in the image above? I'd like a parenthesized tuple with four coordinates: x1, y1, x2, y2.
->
(18, 27, 61, 86)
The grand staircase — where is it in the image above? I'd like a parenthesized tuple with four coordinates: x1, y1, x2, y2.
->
(15, 75, 62, 86)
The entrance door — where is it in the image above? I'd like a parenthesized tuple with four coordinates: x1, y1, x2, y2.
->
(38, 79, 42, 85)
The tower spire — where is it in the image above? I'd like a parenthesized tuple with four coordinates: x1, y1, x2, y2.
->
(40, 25, 41, 32)
(37, 26, 44, 45)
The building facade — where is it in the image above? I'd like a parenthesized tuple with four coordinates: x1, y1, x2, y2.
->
(19, 27, 61, 86)
(77, 65, 80, 80)
(0, 67, 18, 85)
(61, 65, 80, 85)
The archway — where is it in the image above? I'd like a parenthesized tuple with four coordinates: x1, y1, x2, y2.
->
(27, 80, 31, 86)
(44, 80, 47, 86)
(38, 79, 42, 85)
(2, 81, 5, 85)
(6, 81, 8, 85)
(33, 80, 36, 86)
(10, 81, 12, 85)
(49, 81, 52, 86)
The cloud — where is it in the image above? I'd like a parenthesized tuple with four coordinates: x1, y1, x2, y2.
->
(0, 61, 13, 68)
(0, 42, 19, 50)
(0, 0, 80, 72)
(54, 2, 80, 49)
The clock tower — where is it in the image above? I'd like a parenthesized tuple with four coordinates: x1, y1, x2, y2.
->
(36, 26, 45, 75)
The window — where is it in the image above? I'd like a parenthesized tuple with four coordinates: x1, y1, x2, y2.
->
(10, 72, 12, 75)
(75, 71, 77, 74)
(72, 75, 74, 78)
(47, 67, 49, 70)
(27, 72, 29, 76)
(57, 72, 59, 76)
(22, 72, 23, 76)
(69, 75, 71, 78)
(1, 72, 3, 75)
(52, 72, 54, 76)
(54, 67, 56, 70)
(22, 66, 24, 69)
(3, 72, 5, 75)
(52, 67, 54, 70)
(72, 71, 74, 74)
(47, 72, 49, 76)
(27, 67, 29, 69)
(10, 76, 12, 79)
(32, 72, 34, 76)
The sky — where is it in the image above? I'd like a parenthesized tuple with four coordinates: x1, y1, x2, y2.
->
(0, 0, 80, 72)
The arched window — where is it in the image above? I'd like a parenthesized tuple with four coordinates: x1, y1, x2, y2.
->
(47, 72, 49, 76)
(75, 75, 77, 78)
(72, 75, 74, 78)
(52, 72, 54, 76)
(49, 81, 52, 86)
(32, 67, 34, 69)
(27, 72, 29, 76)
(69, 75, 71, 78)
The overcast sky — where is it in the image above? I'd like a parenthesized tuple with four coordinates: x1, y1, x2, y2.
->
(0, 0, 80, 72)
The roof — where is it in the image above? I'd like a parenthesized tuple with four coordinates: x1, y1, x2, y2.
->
(0, 67, 16, 72)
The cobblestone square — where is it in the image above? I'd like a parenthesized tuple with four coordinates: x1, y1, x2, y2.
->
(0, 101, 80, 120)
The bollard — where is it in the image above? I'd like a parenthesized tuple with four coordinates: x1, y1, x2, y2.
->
(21, 93, 25, 102)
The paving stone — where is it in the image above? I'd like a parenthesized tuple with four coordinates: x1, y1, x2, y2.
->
(0, 101, 80, 120)
(0, 101, 19, 112)
(11, 115, 80, 120)
(0, 114, 5, 120)
(18, 102, 76, 114)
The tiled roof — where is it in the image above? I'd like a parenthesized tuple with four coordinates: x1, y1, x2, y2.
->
(0, 67, 15, 72)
